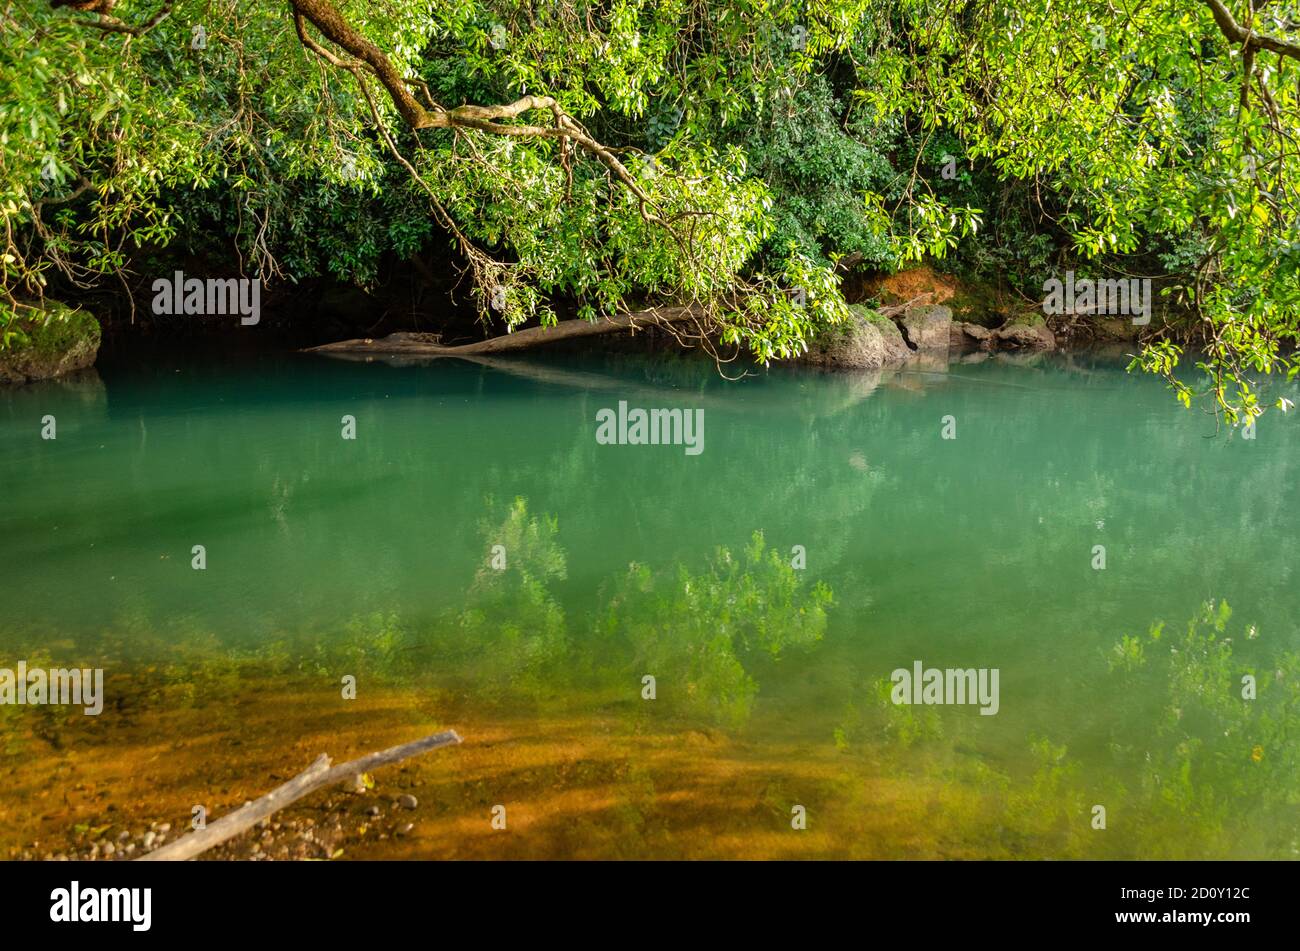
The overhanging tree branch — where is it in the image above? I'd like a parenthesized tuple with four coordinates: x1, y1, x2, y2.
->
(287, 0, 664, 220)
(1203, 0, 1300, 59)
(286, 0, 752, 357)
(63, 1, 173, 36)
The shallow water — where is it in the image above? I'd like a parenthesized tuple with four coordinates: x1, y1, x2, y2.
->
(2, 348, 1298, 859)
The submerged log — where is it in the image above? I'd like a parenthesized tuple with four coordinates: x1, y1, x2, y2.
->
(138, 730, 462, 861)
(304, 305, 702, 356)
(304, 299, 925, 363)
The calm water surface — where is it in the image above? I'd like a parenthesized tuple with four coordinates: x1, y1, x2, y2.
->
(1, 348, 1297, 858)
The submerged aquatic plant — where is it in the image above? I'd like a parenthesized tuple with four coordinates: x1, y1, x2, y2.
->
(598, 531, 833, 728)
(844, 599, 1299, 859)
(455, 498, 570, 694)
(1106, 600, 1300, 857)
(871, 675, 943, 749)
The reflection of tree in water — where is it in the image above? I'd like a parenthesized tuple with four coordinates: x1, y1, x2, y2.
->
(856, 599, 1300, 859)
(455, 497, 569, 695)
(1099, 600, 1300, 858)
(333, 498, 836, 725)
(596, 531, 833, 728)
(1005, 600, 1300, 858)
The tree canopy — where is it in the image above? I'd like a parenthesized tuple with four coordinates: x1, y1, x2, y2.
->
(3, 0, 1299, 418)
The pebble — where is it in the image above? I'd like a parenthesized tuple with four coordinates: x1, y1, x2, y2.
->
(366, 806, 380, 817)
(396, 823, 414, 837)
(142, 832, 156, 849)
(156, 823, 171, 834)
(398, 794, 418, 810)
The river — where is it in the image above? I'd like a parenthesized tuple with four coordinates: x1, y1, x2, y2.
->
(1, 347, 1296, 859)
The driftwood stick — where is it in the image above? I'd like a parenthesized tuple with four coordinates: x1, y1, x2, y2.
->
(139, 730, 462, 861)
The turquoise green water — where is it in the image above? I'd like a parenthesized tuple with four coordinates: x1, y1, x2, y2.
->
(2, 348, 1298, 858)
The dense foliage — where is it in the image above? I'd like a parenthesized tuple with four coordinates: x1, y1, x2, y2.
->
(3, 0, 1299, 418)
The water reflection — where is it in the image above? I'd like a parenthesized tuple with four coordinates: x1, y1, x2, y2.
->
(1, 348, 1298, 857)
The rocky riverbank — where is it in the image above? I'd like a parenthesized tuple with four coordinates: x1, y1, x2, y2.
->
(801, 301, 1062, 370)
(2, 267, 1153, 384)
(803, 266, 1144, 371)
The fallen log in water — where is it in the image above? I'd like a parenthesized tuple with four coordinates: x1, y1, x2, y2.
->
(303, 299, 930, 360)
(304, 305, 702, 356)
(138, 730, 462, 861)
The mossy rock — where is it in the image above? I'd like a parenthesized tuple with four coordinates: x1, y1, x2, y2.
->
(899, 304, 953, 350)
(803, 305, 910, 369)
(992, 312, 1056, 351)
(0, 301, 101, 383)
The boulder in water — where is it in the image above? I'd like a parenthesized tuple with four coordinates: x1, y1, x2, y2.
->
(0, 301, 100, 384)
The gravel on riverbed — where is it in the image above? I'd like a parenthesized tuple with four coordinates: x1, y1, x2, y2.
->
(10, 781, 428, 861)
